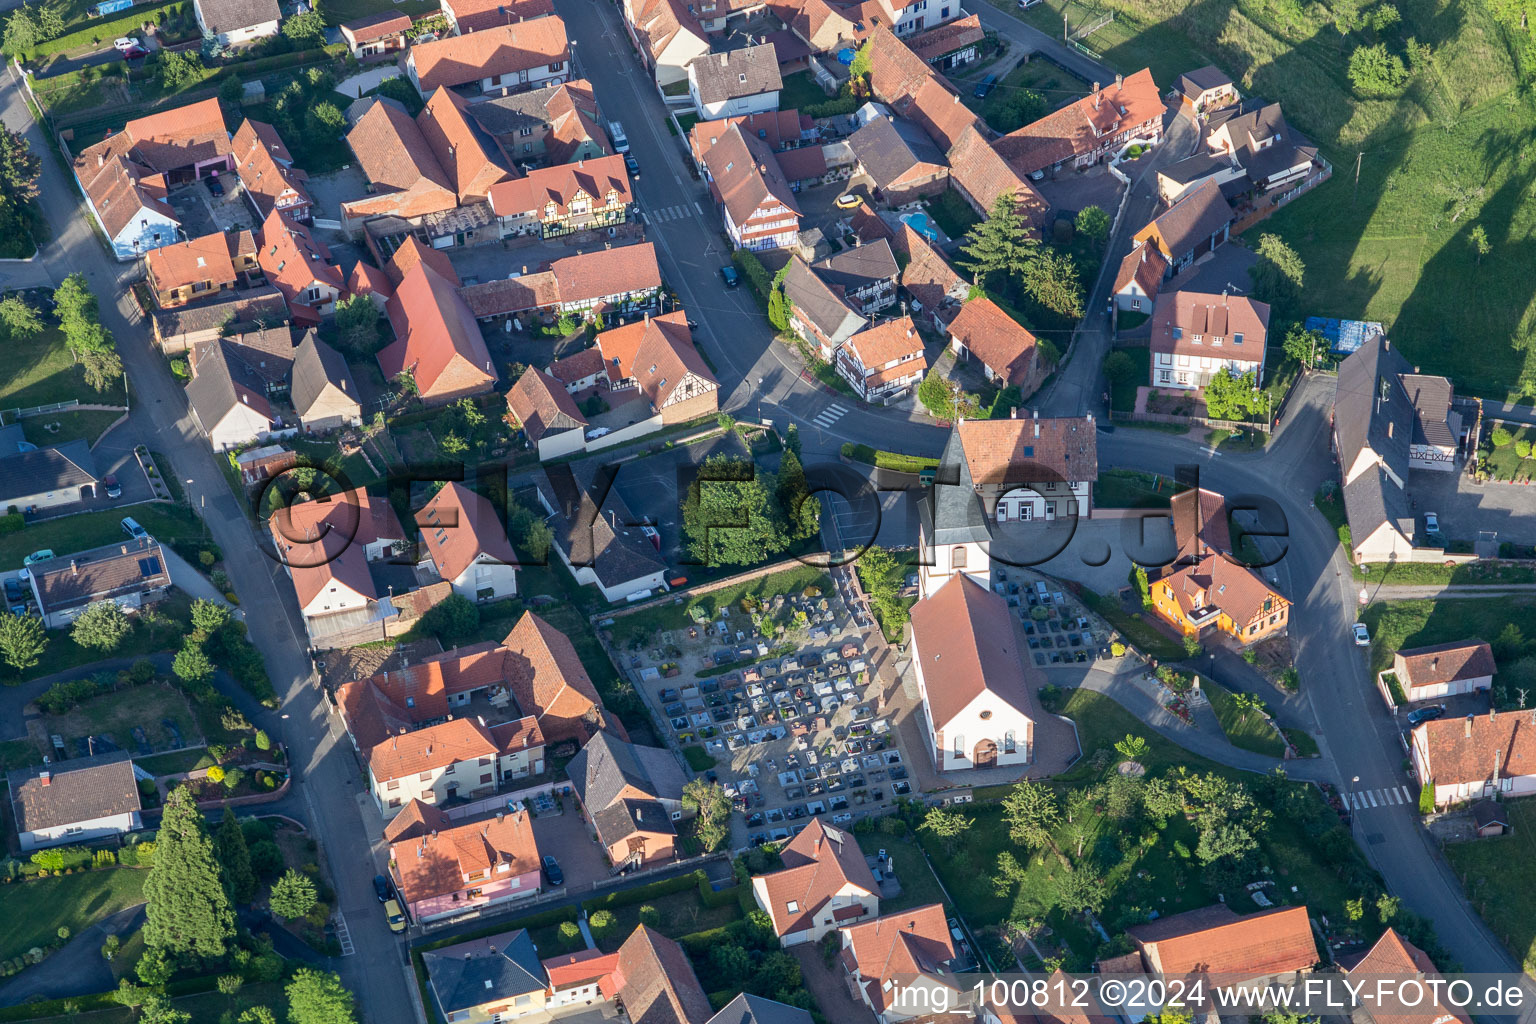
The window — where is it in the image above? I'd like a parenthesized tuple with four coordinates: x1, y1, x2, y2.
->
(953, 734, 964, 757)
(480, 773, 493, 784)
(479, 757, 491, 766)
(1192, 334, 1203, 344)
(1131, 298, 1141, 310)
(548, 61, 564, 72)
(1159, 370, 1172, 384)
(444, 764, 455, 775)
(1004, 730, 1016, 753)
(952, 546, 967, 569)
(419, 772, 431, 781)
(979, 710, 992, 720)
(1233, 332, 1244, 345)
(387, 780, 400, 791)
(786, 900, 799, 913)
(389, 797, 402, 808)
(514, 996, 532, 1007)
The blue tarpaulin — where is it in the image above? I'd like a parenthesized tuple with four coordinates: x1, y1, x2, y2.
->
(837, 47, 856, 64)
(1304, 315, 1385, 356)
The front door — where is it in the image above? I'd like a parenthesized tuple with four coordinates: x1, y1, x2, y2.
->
(973, 739, 998, 767)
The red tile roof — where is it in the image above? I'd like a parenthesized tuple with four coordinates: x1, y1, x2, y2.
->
(595, 311, 717, 411)
(391, 808, 540, 906)
(445, 0, 555, 32)
(543, 948, 620, 990)
(843, 315, 924, 373)
(1128, 904, 1318, 977)
(417, 481, 518, 582)
(488, 153, 632, 218)
(382, 797, 453, 843)
(613, 926, 713, 1024)
(380, 261, 496, 399)
(257, 209, 346, 321)
(268, 488, 405, 609)
(947, 125, 1048, 228)
(1149, 290, 1269, 363)
(947, 296, 1038, 389)
(343, 98, 455, 216)
(1394, 641, 1496, 690)
(232, 118, 312, 220)
(903, 73, 984, 152)
(867, 25, 932, 106)
(367, 716, 501, 781)
(909, 574, 1042, 727)
(702, 124, 801, 230)
(754, 818, 877, 937)
(419, 87, 514, 202)
(340, 10, 411, 43)
(410, 17, 569, 92)
(550, 242, 662, 306)
(388, 236, 460, 288)
(1415, 709, 1536, 787)
(506, 366, 587, 441)
(906, 13, 983, 63)
(688, 110, 807, 163)
(841, 905, 957, 1011)
(348, 260, 395, 301)
(147, 232, 237, 296)
(996, 68, 1164, 175)
(1112, 242, 1167, 299)
(957, 415, 1098, 486)
(502, 611, 608, 746)
(1340, 929, 1468, 1024)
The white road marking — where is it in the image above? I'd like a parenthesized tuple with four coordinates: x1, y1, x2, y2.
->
(1399, 786, 1412, 802)
(335, 914, 356, 956)
(694, 201, 704, 215)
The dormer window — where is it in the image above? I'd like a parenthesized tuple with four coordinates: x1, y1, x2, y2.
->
(1172, 326, 1182, 339)
(1233, 332, 1244, 346)
(1192, 334, 1203, 344)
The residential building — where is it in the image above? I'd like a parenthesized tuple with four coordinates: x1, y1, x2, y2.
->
(488, 154, 632, 238)
(193, 0, 280, 46)
(290, 330, 361, 432)
(917, 414, 1098, 596)
(1124, 903, 1319, 980)
(406, 18, 570, 97)
(542, 949, 620, 1009)
(151, 285, 288, 354)
(185, 334, 292, 451)
(622, 0, 710, 88)
(502, 609, 621, 748)
(258, 209, 346, 323)
(866, 25, 935, 107)
(27, 538, 171, 629)
(567, 730, 688, 868)
(342, 98, 459, 229)
(423, 929, 550, 1023)
(687, 109, 814, 172)
(595, 311, 719, 425)
(945, 123, 1048, 224)
(836, 315, 926, 403)
(339, 11, 411, 57)
(1340, 928, 1472, 1024)
(389, 806, 542, 922)
(443, 0, 555, 34)
(687, 44, 783, 120)
(531, 461, 668, 603)
(1177, 65, 1238, 113)
(709, 994, 813, 1024)
(701, 123, 802, 250)
(910, 573, 1041, 771)
(469, 80, 610, 166)
(356, 714, 543, 814)
(416, 481, 519, 602)
(613, 926, 714, 1024)
(751, 818, 879, 945)
(1412, 709, 1536, 806)
(782, 0, 880, 57)
(782, 256, 866, 359)
(389, 235, 462, 287)
(1132, 178, 1233, 274)
(878, 0, 965, 36)
(1390, 640, 1495, 701)
(235, 445, 297, 486)
(143, 230, 252, 308)
(1149, 487, 1290, 645)
(1155, 150, 1250, 205)
(897, 222, 967, 331)
(419, 88, 516, 204)
(7, 754, 142, 852)
(348, 261, 395, 311)
(380, 261, 497, 403)
(946, 296, 1042, 395)
(812, 239, 899, 314)
(72, 98, 233, 260)
(0, 440, 97, 511)
(906, 13, 981, 69)
(458, 242, 663, 322)
(1111, 242, 1167, 313)
(839, 905, 961, 1023)
(232, 119, 313, 222)
(507, 366, 589, 460)
(848, 115, 948, 206)
(1149, 290, 1269, 390)
(995, 69, 1164, 177)
(900, 74, 984, 152)
(1205, 101, 1319, 195)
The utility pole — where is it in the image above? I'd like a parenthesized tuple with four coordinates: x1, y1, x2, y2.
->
(1064, 10, 1069, 40)
(1353, 151, 1363, 204)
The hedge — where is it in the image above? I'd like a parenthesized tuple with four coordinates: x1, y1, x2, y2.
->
(676, 923, 739, 956)
(731, 249, 773, 311)
(22, 2, 185, 59)
(698, 877, 741, 909)
(839, 442, 940, 474)
(0, 990, 121, 1021)
(582, 870, 702, 913)
(414, 904, 578, 953)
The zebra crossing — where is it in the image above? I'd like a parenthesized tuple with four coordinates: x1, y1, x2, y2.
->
(1346, 785, 1414, 811)
(812, 403, 849, 429)
(645, 202, 705, 223)
(334, 913, 356, 956)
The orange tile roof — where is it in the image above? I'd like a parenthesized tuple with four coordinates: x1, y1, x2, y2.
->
(702, 124, 801, 230)
(380, 261, 496, 399)
(74, 152, 176, 241)
(419, 88, 513, 202)
(1112, 242, 1166, 298)
(257, 209, 346, 320)
(115, 97, 232, 172)
(996, 69, 1164, 175)
(488, 153, 632, 218)
(417, 481, 518, 583)
(382, 797, 453, 843)
(613, 926, 713, 1024)
(956, 415, 1098, 486)
(501, 610, 606, 746)
(1414, 709, 1536, 787)
(947, 297, 1038, 389)
(348, 260, 395, 301)
(343, 99, 456, 218)
(841, 905, 957, 1011)
(411, 17, 569, 92)
(1127, 904, 1318, 977)
(688, 110, 807, 164)
(844, 315, 923, 370)
(906, 13, 982, 63)
(232, 119, 312, 220)
(629, 0, 704, 63)
(506, 366, 587, 441)
(867, 25, 932, 106)
(1395, 641, 1496, 691)
(550, 242, 662, 305)
(391, 808, 540, 906)
(543, 949, 620, 990)
(595, 311, 716, 410)
(341, 10, 411, 42)
(268, 488, 406, 609)
(755, 818, 878, 937)
(147, 232, 237, 295)
(1341, 928, 1468, 1024)
(1149, 290, 1269, 362)
(898, 223, 966, 316)
(909, 574, 1042, 727)
(367, 716, 500, 781)
(388, 236, 460, 288)
(903, 74, 983, 152)
(338, 642, 515, 738)
(446, 0, 555, 31)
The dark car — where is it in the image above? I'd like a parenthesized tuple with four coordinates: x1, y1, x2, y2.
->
(373, 874, 391, 902)
(542, 855, 563, 886)
(1406, 704, 1447, 727)
(103, 474, 121, 499)
(720, 265, 740, 288)
(624, 153, 640, 177)
(206, 176, 225, 197)
(973, 73, 998, 98)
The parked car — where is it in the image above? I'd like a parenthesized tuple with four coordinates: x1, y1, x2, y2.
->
(1406, 704, 1447, 727)
(834, 193, 861, 209)
(1423, 512, 1445, 547)
(383, 899, 407, 933)
(624, 152, 640, 177)
(1351, 622, 1371, 646)
(720, 265, 740, 288)
(206, 176, 225, 197)
(973, 74, 998, 98)
(3, 578, 23, 603)
(372, 875, 391, 902)
(608, 120, 629, 153)
(122, 517, 147, 540)
(121, 43, 147, 58)
(112, 36, 139, 51)
(103, 474, 121, 499)
(23, 549, 54, 567)
(585, 427, 611, 441)
(542, 855, 564, 886)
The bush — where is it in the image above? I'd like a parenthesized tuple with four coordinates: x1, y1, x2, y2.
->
(731, 249, 774, 308)
(1491, 425, 1514, 447)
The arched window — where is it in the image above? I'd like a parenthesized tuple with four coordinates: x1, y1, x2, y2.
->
(1003, 730, 1016, 753)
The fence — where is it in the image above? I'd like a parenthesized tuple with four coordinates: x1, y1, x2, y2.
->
(442, 780, 564, 822)
(1109, 408, 1266, 431)
(2, 399, 83, 422)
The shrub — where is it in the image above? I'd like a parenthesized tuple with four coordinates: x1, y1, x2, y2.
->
(255, 730, 271, 751)
(1491, 425, 1514, 447)
(1517, 439, 1533, 459)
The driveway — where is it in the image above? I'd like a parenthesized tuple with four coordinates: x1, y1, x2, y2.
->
(530, 804, 610, 889)
(0, 904, 143, 1004)
(1398, 465, 1536, 548)
(791, 943, 875, 1024)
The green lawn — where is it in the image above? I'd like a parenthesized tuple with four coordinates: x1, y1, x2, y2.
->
(0, 327, 126, 411)
(1093, 468, 1185, 509)
(0, 868, 146, 962)
(41, 680, 199, 754)
(0, 589, 194, 688)
(320, 0, 438, 22)
(590, 888, 743, 953)
(855, 832, 951, 914)
(1361, 597, 1535, 705)
(0, 504, 201, 569)
(1283, 727, 1320, 758)
(605, 564, 831, 649)
(1202, 679, 1286, 758)
(925, 188, 981, 240)
(1484, 427, 1536, 481)
(21, 409, 124, 447)
(778, 71, 833, 111)
(1445, 796, 1536, 973)
(134, 746, 215, 776)
(1074, 586, 1187, 663)
(974, 54, 1092, 125)
(1354, 560, 1536, 585)
(1107, 347, 1148, 414)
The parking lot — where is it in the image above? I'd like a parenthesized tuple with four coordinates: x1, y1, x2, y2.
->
(529, 801, 612, 887)
(1404, 462, 1536, 548)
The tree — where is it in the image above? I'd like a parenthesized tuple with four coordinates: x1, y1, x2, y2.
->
(157, 50, 203, 91)
(239, 1010, 278, 1024)
(849, 39, 872, 79)
(215, 809, 257, 905)
(191, 598, 231, 637)
(589, 910, 616, 937)
(53, 274, 98, 330)
(919, 807, 972, 853)
(1020, 249, 1084, 319)
(1281, 323, 1324, 367)
(711, 943, 752, 978)
(1104, 350, 1138, 390)
(1054, 868, 1108, 913)
(394, 370, 419, 397)
(1075, 205, 1110, 242)
(414, 593, 479, 643)
(173, 639, 214, 686)
(285, 970, 358, 1024)
(269, 868, 318, 920)
(990, 87, 1046, 133)
(0, 294, 43, 340)
(1202, 369, 1265, 422)
(0, 612, 46, 670)
(1470, 224, 1491, 263)
(785, 422, 801, 457)
(2, 5, 39, 56)
(1001, 780, 1059, 850)
(0, 127, 39, 204)
(283, 9, 326, 47)
(440, 431, 468, 456)
(71, 600, 132, 652)
(333, 294, 380, 356)
(767, 285, 791, 333)
(524, 519, 554, 562)
(219, 73, 245, 108)
(959, 193, 1035, 284)
(1130, 564, 1151, 608)
(101, 934, 121, 962)
(138, 995, 191, 1024)
(81, 347, 124, 393)
(144, 787, 236, 958)
(775, 448, 819, 541)
(682, 778, 731, 852)
(1114, 734, 1149, 761)
(136, 946, 175, 985)
(305, 102, 345, 140)
(1349, 43, 1409, 92)
(1376, 893, 1400, 923)
(681, 454, 789, 567)
(1250, 234, 1306, 309)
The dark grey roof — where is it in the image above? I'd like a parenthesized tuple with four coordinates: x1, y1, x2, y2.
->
(782, 257, 865, 342)
(1149, 178, 1232, 260)
(0, 424, 25, 455)
(922, 427, 991, 550)
(7, 751, 139, 833)
(152, 285, 288, 340)
(1177, 65, 1233, 98)
(1166, 243, 1257, 295)
(423, 929, 547, 1016)
(1160, 151, 1235, 188)
(689, 43, 783, 105)
(186, 338, 275, 435)
(537, 462, 666, 592)
(1223, 103, 1318, 184)
(1334, 334, 1414, 484)
(708, 993, 815, 1024)
(567, 729, 686, 811)
(346, 94, 408, 127)
(1473, 799, 1509, 828)
(196, 0, 280, 34)
(291, 329, 359, 419)
(848, 116, 944, 190)
(1402, 374, 1456, 447)
(812, 238, 898, 293)
(0, 440, 97, 503)
(592, 796, 674, 848)
(31, 537, 171, 615)
(1341, 464, 1413, 546)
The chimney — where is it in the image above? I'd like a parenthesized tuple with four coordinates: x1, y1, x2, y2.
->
(1490, 707, 1497, 720)
(1494, 748, 1502, 791)
(71, 560, 78, 575)
(97, 153, 104, 167)
(1466, 715, 1474, 738)
(1011, 407, 1018, 419)
(39, 771, 50, 787)
(1092, 82, 1101, 108)
(722, 51, 728, 65)
(1115, 73, 1123, 90)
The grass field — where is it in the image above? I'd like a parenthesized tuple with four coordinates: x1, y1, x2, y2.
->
(1107, 347, 1149, 413)
(0, 327, 126, 411)
(1484, 427, 1536, 481)
(1360, 597, 1534, 701)
(855, 831, 952, 913)
(0, 590, 193, 689)
(1093, 468, 1185, 509)
(1203, 679, 1287, 757)
(0, 868, 146, 962)
(39, 680, 199, 755)
(0, 504, 200, 568)
(778, 71, 834, 111)
(20, 409, 123, 447)
(1445, 796, 1536, 972)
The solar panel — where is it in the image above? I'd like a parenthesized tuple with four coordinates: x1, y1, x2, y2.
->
(137, 556, 162, 578)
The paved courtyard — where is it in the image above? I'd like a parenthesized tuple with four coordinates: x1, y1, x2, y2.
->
(530, 801, 612, 887)
(611, 431, 754, 565)
(1405, 461, 1536, 548)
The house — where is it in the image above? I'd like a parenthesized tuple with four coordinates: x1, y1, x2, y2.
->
(1205, 101, 1319, 195)
(389, 807, 541, 922)
(1390, 641, 1495, 701)
(1111, 242, 1167, 313)
(623, 0, 710, 88)
(423, 929, 550, 1023)
(812, 239, 899, 315)
(687, 44, 783, 120)
(878, 0, 965, 36)
(595, 311, 720, 426)
(193, 0, 280, 46)
(709, 994, 812, 1024)
(406, 18, 570, 97)
(1154, 150, 1250, 205)
(1132, 178, 1233, 274)
(701, 124, 802, 251)
(543, 949, 621, 1009)
(507, 366, 588, 460)
(0, 440, 98, 511)
(235, 444, 297, 486)
(258, 210, 346, 322)
(419, 88, 516, 204)
(1177, 65, 1238, 113)
(72, 99, 233, 260)
(848, 115, 948, 206)
(7, 754, 141, 852)
(443, 0, 555, 34)
(910, 574, 1041, 770)
(781, 0, 876, 57)
(866, 25, 935, 107)
(898, 222, 967, 331)
(995, 69, 1164, 177)
(839, 904, 960, 1023)
(185, 336, 291, 451)
(232, 119, 312, 222)
(1149, 487, 1290, 646)
(487, 154, 632, 239)
(458, 242, 663, 322)
(503, 609, 620, 748)
(1333, 335, 1462, 563)
(1149, 290, 1269, 390)
(612, 926, 714, 1024)
(1339, 928, 1471, 1024)
(782, 256, 866, 359)
(1411, 709, 1536, 807)
(144, 231, 249, 307)
(342, 99, 459, 229)
(906, 13, 982, 69)
(688, 110, 815, 171)
(469, 80, 609, 166)
(291, 330, 362, 432)
(901, 74, 984, 152)
(567, 730, 688, 869)
(380, 261, 497, 402)
(349, 261, 396, 311)
(532, 462, 668, 603)
(946, 297, 1042, 395)
(340, 11, 412, 57)
(836, 315, 926, 403)
(945, 123, 1048, 225)
(151, 285, 289, 354)
(1125, 903, 1319, 980)
(416, 481, 519, 602)
(27, 537, 172, 629)
(751, 818, 879, 945)
(917, 414, 1098, 596)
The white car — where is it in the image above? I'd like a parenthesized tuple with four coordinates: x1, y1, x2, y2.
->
(113, 37, 140, 51)
(1352, 622, 1370, 647)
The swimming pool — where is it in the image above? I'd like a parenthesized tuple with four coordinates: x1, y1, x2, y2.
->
(900, 211, 939, 242)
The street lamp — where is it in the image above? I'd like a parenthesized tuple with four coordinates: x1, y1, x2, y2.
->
(187, 479, 206, 539)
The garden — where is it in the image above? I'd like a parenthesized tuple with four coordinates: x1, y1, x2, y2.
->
(604, 564, 832, 651)
(1479, 422, 1536, 482)
(1444, 795, 1536, 973)
(1360, 596, 1536, 710)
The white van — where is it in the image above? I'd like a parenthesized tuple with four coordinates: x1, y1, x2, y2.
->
(608, 120, 630, 153)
